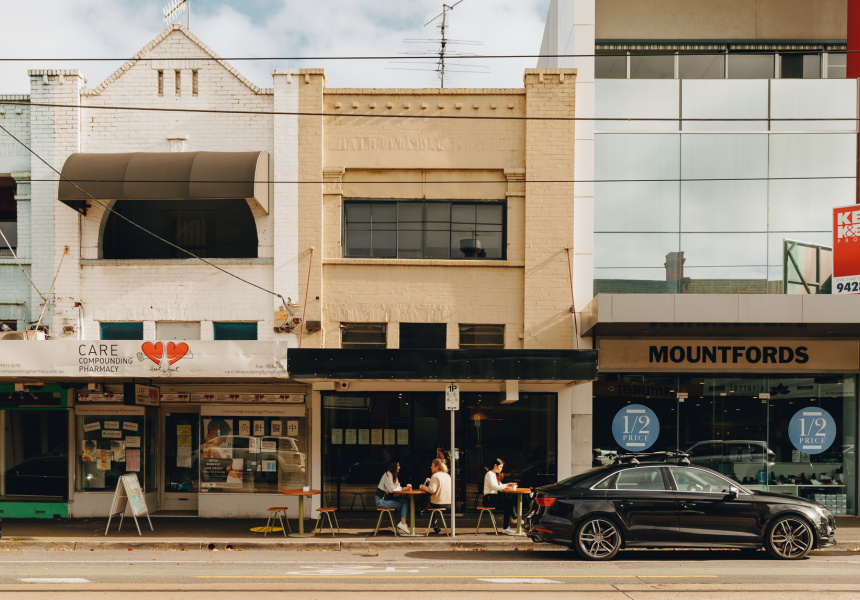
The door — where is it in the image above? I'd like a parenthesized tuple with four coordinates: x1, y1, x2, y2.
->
(605, 466, 679, 543)
(161, 409, 200, 512)
(670, 466, 759, 545)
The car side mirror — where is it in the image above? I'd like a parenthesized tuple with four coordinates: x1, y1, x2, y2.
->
(728, 486, 739, 499)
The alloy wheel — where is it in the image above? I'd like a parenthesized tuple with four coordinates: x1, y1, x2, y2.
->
(766, 516, 813, 559)
(575, 518, 621, 560)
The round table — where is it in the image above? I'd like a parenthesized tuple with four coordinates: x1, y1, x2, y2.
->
(393, 489, 427, 537)
(501, 487, 532, 536)
(280, 489, 321, 537)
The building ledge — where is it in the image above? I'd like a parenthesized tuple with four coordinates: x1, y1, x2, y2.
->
(324, 258, 524, 267)
(81, 258, 273, 266)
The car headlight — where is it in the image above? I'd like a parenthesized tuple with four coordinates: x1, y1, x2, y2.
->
(814, 505, 832, 520)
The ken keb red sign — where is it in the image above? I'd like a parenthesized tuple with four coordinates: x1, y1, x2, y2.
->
(834, 205, 860, 294)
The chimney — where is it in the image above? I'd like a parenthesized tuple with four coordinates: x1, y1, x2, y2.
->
(665, 251, 685, 281)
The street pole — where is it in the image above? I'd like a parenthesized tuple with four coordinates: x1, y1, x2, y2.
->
(451, 408, 456, 537)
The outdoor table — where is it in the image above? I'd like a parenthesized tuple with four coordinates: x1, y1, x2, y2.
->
(280, 489, 321, 537)
(393, 489, 428, 537)
(501, 487, 532, 536)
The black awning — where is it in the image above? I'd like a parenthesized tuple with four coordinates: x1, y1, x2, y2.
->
(57, 151, 269, 214)
(287, 349, 598, 382)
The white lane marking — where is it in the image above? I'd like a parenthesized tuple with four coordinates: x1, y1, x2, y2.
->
(286, 565, 430, 575)
(20, 578, 90, 583)
(479, 578, 561, 584)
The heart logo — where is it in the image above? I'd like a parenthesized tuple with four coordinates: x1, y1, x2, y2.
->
(166, 342, 189, 365)
(141, 342, 164, 365)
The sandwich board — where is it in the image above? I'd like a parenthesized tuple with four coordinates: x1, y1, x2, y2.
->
(105, 473, 153, 536)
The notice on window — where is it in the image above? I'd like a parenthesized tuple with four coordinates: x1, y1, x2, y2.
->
(261, 440, 276, 452)
(286, 421, 299, 436)
(371, 429, 383, 445)
(331, 429, 343, 445)
(83, 422, 101, 433)
(253, 421, 265, 436)
(111, 440, 126, 462)
(358, 429, 370, 445)
(345, 429, 357, 445)
(397, 429, 409, 446)
(238, 420, 251, 436)
(271, 421, 283, 436)
(123, 421, 139, 431)
(97, 449, 111, 470)
(249, 437, 260, 453)
(104, 421, 120, 430)
(176, 446, 191, 468)
(102, 429, 123, 439)
(126, 449, 141, 472)
(126, 436, 141, 448)
(384, 429, 395, 445)
(263, 460, 277, 472)
(81, 441, 97, 462)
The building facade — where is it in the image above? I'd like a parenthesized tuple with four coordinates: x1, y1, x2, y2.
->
(541, 0, 859, 515)
(0, 25, 594, 519)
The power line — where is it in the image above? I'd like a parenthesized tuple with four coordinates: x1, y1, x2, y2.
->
(2, 99, 859, 124)
(0, 122, 292, 308)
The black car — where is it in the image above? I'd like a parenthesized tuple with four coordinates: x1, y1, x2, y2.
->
(525, 451, 836, 560)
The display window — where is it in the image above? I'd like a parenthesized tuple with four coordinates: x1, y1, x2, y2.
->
(198, 406, 307, 493)
(75, 405, 155, 492)
(593, 374, 857, 514)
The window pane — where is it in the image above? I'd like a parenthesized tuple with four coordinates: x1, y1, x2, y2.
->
(727, 54, 774, 79)
(398, 203, 423, 227)
(345, 230, 370, 256)
(425, 230, 450, 258)
(214, 322, 257, 340)
(615, 467, 666, 490)
(425, 203, 450, 223)
(780, 53, 821, 79)
(681, 80, 769, 131)
(400, 323, 447, 349)
(451, 204, 476, 225)
(397, 229, 423, 258)
(346, 203, 371, 224)
(595, 80, 680, 132)
(476, 203, 503, 225)
(459, 324, 504, 348)
(100, 322, 144, 340)
(630, 54, 674, 79)
(372, 203, 396, 228)
(672, 467, 734, 493)
(342, 323, 386, 348)
(679, 54, 724, 79)
(371, 230, 396, 258)
(596, 55, 627, 79)
(827, 52, 847, 79)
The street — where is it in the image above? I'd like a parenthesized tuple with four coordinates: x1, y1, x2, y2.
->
(0, 547, 859, 598)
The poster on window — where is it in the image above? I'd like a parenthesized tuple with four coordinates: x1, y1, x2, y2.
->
(82, 440, 97, 462)
(271, 421, 283, 435)
(397, 429, 409, 445)
(345, 429, 357, 445)
(111, 440, 126, 462)
(201, 417, 234, 485)
(834, 205, 860, 294)
(358, 429, 370, 445)
(371, 429, 382, 445)
(126, 449, 141, 472)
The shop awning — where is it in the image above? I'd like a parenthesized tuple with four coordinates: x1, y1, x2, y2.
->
(57, 151, 269, 215)
(287, 349, 599, 385)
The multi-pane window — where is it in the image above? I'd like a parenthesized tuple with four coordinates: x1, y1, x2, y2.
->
(214, 322, 258, 340)
(341, 323, 387, 349)
(459, 324, 505, 349)
(100, 322, 144, 340)
(343, 200, 505, 260)
(0, 180, 16, 257)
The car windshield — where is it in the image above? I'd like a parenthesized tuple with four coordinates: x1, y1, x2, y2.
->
(555, 466, 609, 487)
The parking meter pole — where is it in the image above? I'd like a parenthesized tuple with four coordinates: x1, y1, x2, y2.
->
(451, 411, 456, 537)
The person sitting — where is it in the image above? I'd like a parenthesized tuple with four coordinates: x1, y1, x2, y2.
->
(482, 457, 516, 534)
(375, 461, 410, 535)
(419, 457, 452, 534)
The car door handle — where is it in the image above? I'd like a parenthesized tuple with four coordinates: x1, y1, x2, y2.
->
(619, 501, 633, 508)
(680, 502, 696, 509)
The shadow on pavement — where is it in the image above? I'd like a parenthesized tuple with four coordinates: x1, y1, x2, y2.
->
(403, 548, 847, 562)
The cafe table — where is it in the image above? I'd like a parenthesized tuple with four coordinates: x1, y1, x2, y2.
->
(280, 488, 321, 537)
(501, 487, 532, 536)
(392, 488, 428, 537)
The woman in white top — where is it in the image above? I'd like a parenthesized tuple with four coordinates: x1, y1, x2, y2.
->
(482, 457, 516, 534)
(420, 458, 452, 533)
(375, 461, 410, 534)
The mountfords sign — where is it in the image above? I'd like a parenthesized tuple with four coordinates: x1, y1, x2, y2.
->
(0, 340, 290, 379)
(599, 339, 859, 372)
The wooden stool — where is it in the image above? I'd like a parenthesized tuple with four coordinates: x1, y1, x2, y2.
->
(475, 506, 499, 535)
(264, 507, 292, 537)
(350, 492, 367, 510)
(374, 508, 398, 536)
(314, 507, 341, 536)
(425, 508, 449, 536)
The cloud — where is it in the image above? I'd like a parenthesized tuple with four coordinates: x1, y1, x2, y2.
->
(0, 0, 551, 95)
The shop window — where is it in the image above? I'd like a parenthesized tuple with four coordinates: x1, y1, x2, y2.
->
(100, 322, 144, 340)
(459, 324, 504, 349)
(200, 411, 307, 493)
(102, 199, 257, 259)
(341, 323, 387, 349)
(343, 200, 505, 260)
(1, 409, 68, 500)
(76, 407, 155, 492)
(400, 323, 446, 349)
(214, 322, 258, 340)
(156, 321, 200, 340)
(0, 180, 16, 257)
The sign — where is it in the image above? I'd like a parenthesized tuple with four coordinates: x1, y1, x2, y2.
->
(834, 205, 860, 294)
(201, 405, 303, 418)
(125, 383, 159, 406)
(788, 407, 836, 455)
(445, 384, 460, 411)
(599, 339, 859, 372)
(612, 404, 659, 451)
(0, 340, 290, 379)
(105, 473, 153, 536)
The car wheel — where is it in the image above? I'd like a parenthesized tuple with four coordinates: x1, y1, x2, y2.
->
(764, 515, 814, 560)
(574, 517, 622, 561)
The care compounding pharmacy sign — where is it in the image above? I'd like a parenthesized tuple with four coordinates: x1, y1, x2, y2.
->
(788, 408, 836, 455)
(612, 404, 659, 451)
(833, 205, 860, 294)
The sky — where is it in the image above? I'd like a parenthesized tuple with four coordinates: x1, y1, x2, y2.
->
(0, 0, 551, 95)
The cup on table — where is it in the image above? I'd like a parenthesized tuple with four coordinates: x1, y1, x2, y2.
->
(511, 483, 518, 490)
(302, 485, 310, 492)
(406, 484, 412, 490)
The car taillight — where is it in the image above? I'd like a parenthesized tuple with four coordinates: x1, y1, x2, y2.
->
(535, 497, 556, 507)
(294, 455, 301, 465)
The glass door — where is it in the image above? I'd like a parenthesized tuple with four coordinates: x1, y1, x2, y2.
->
(161, 408, 200, 513)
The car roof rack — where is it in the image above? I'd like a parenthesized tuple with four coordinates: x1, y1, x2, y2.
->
(610, 451, 691, 466)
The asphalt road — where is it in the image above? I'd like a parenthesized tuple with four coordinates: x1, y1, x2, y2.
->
(1, 547, 860, 598)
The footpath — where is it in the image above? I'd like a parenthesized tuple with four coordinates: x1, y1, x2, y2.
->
(1, 515, 859, 552)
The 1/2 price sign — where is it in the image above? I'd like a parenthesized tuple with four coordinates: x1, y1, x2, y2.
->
(612, 404, 659, 451)
(788, 407, 836, 455)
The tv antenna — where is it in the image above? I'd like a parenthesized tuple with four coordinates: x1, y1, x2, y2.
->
(391, 1, 487, 88)
(163, 0, 191, 28)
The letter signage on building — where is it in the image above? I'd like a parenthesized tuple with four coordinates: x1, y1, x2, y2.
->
(612, 404, 659, 451)
(834, 205, 860, 294)
(599, 339, 859, 372)
(788, 408, 836, 455)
